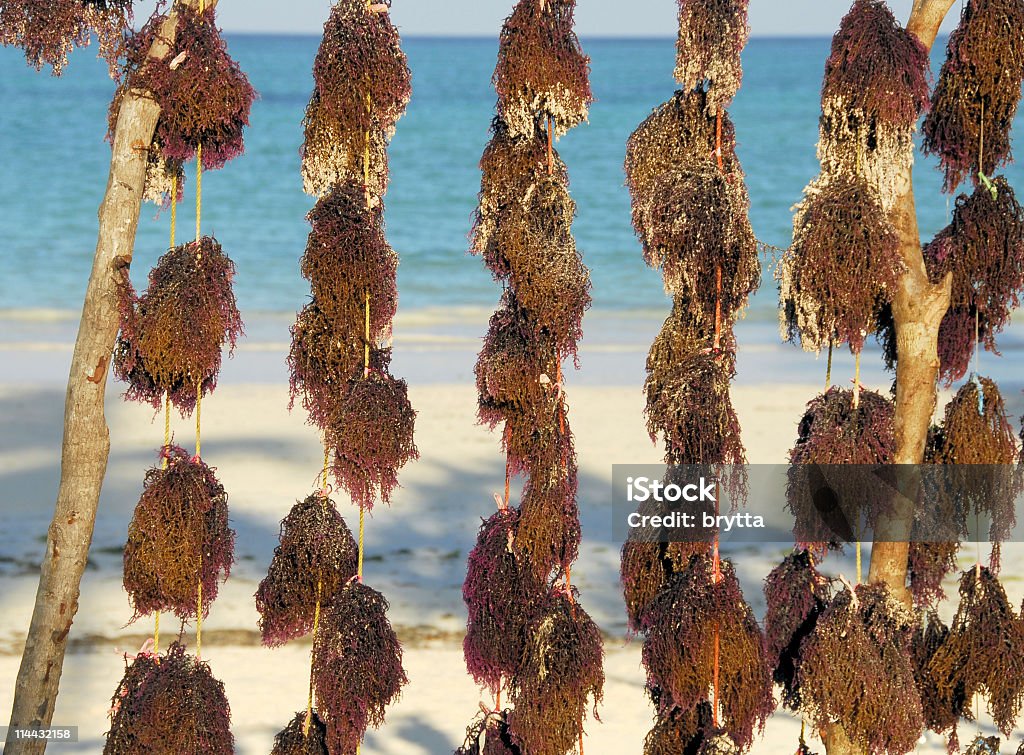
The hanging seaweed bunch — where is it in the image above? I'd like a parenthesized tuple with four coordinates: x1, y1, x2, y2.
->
(111, 6, 255, 171)
(301, 181, 399, 339)
(507, 591, 605, 755)
(930, 376, 1022, 553)
(122, 445, 234, 621)
(471, 117, 569, 270)
(923, 0, 1024, 191)
(923, 178, 1024, 382)
(255, 493, 358, 647)
(453, 708, 521, 755)
(674, 0, 749, 115)
(301, 0, 410, 198)
(515, 462, 580, 581)
(621, 535, 709, 633)
(909, 541, 961, 608)
(644, 314, 744, 468)
(463, 507, 547, 695)
(287, 306, 387, 430)
(625, 91, 749, 272)
(762, 549, 832, 709)
(312, 581, 408, 755)
(779, 173, 902, 354)
(927, 567, 1024, 735)
(788, 386, 896, 463)
(0, 0, 131, 75)
(642, 162, 759, 318)
(475, 295, 557, 429)
(786, 387, 896, 552)
(965, 737, 1003, 755)
(640, 556, 774, 751)
(643, 702, 715, 755)
(270, 711, 329, 755)
(817, 0, 930, 211)
(325, 366, 418, 510)
(114, 237, 243, 415)
(501, 383, 575, 482)
(796, 582, 924, 754)
(104, 642, 233, 755)
(910, 610, 962, 746)
(493, 0, 592, 139)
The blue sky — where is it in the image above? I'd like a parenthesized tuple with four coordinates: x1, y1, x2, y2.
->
(198, 1, 963, 37)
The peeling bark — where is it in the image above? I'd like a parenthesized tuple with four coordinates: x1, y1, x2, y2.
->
(4, 2, 216, 752)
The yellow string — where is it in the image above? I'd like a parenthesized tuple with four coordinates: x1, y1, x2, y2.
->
(154, 611, 160, 655)
(170, 175, 177, 248)
(303, 578, 323, 737)
(323, 446, 330, 490)
(195, 144, 203, 243)
(195, 383, 202, 458)
(856, 541, 862, 586)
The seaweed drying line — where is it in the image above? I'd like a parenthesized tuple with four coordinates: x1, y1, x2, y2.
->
(262, 2, 416, 752)
(104, 0, 254, 750)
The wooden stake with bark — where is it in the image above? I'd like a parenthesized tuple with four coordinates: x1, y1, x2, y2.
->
(4, 3, 217, 752)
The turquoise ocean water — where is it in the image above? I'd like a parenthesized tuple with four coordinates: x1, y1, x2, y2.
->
(1, 35, 1023, 376)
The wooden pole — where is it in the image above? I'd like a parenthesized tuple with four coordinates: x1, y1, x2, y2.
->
(5, 2, 218, 752)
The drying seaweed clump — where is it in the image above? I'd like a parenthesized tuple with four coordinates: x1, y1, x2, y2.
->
(463, 507, 547, 695)
(507, 592, 604, 755)
(0, 0, 130, 75)
(453, 709, 521, 755)
(965, 737, 1003, 755)
(762, 549, 831, 709)
(312, 582, 407, 755)
(797, 583, 924, 754)
(643, 703, 715, 755)
(927, 567, 1024, 735)
(493, 0, 591, 138)
(779, 174, 902, 354)
(625, 90, 743, 213)
(641, 556, 774, 750)
(301, 183, 399, 338)
(475, 296, 557, 428)
(104, 642, 233, 755)
(255, 494, 358, 647)
(471, 118, 569, 267)
(644, 318, 744, 467)
(931, 377, 1022, 549)
(911, 611, 962, 743)
(817, 0, 929, 211)
(674, 0, 749, 114)
(123, 445, 234, 621)
(786, 387, 896, 551)
(909, 541, 960, 608)
(270, 711, 329, 755)
(924, 179, 1024, 382)
(300, 0, 409, 198)
(643, 163, 759, 316)
(621, 537, 708, 633)
(114, 237, 243, 415)
(516, 466, 581, 580)
(110, 6, 255, 171)
(326, 369, 418, 510)
(923, 0, 1024, 191)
